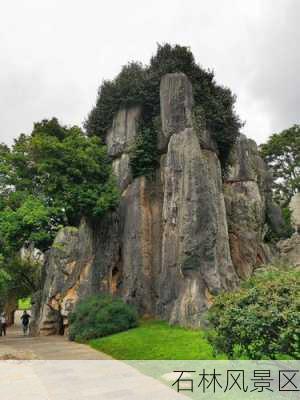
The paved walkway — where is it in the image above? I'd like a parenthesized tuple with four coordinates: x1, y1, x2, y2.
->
(0, 327, 188, 399)
(0, 326, 111, 360)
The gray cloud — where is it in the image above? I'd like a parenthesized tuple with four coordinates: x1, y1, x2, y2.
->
(0, 0, 299, 145)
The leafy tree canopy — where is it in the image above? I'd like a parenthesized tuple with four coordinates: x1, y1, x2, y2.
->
(260, 125, 300, 206)
(85, 44, 242, 173)
(0, 256, 41, 308)
(0, 118, 119, 254)
(0, 118, 119, 305)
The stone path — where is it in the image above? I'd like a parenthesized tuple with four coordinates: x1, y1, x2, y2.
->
(0, 326, 111, 360)
(0, 327, 188, 399)
(0, 360, 188, 400)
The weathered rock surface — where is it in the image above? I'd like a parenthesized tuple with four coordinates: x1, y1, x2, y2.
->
(112, 154, 132, 192)
(158, 128, 237, 326)
(106, 107, 140, 191)
(157, 74, 238, 326)
(119, 176, 163, 314)
(106, 107, 140, 158)
(224, 134, 272, 278)
(290, 193, 300, 233)
(31, 224, 94, 335)
(227, 134, 268, 185)
(33, 73, 278, 334)
(276, 194, 300, 267)
(159, 73, 193, 151)
(198, 128, 219, 153)
(278, 234, 300, 267)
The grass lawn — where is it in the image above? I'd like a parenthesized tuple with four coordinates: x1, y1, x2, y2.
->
(90, 320, 226, 360)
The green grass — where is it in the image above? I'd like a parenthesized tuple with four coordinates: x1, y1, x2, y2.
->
(90, 320, 226, 360)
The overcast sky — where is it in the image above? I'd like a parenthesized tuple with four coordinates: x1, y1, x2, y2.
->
(0, 0, 299, 146)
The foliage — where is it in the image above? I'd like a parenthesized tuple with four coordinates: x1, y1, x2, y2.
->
(207, 268, 300, 359)
(0, 118, 119, 253)
(0, 119, 119, 306)
(0, 196, 62, 255)
(85, 44, 242, 173)
(68, 294, 138, 342)
(264, 203, 293, 242)
(148, 44, 242, 171)
(18, 297, 31, 310)
(0, 256, 41, 307)
(260, 125, 300, 206)
(0, 268, 11, 309)
(129, 126, 159, 178)
(90, 320, 223, 360)
(85, 62, 146, 137)
(282, 206, 293, 233)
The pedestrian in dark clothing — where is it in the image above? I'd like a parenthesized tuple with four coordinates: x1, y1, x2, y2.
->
(21, 310, 31, 336)
(0, 313, 7, 336)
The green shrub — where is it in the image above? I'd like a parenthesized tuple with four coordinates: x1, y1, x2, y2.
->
(68, 294, 138, 342)
(207, 269, 300, 359)
(129, 126, 159, 178)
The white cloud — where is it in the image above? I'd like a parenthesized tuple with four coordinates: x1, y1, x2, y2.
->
(0, 0, 299, 145)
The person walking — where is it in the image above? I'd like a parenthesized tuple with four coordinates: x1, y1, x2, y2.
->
(0, 312, 7, 336)
(21, 310, 31, 336)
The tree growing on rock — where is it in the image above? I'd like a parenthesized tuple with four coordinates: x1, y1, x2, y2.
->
(0, 118, 119, 306)
(0, 118, 119, 241)
(85, 43, 242, 173)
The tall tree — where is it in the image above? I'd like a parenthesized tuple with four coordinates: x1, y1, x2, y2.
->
(0, 118, 119, 305)
(260, 125, 300, 206)
(1, 118, 119, 231)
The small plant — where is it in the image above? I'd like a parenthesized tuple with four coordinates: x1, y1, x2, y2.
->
(207, 268, 300, 359)
(68, 294, 138, 342)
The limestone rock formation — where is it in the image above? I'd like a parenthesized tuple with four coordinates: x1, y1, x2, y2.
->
(106, 107, 140, 158)
(159, 73, 193, 151)
(32, 73, 277, 334)
(290, 192, 300, 233)
(278, 234, 300, 267)
(107, 107, 141, 191)
(157, 74, 237, 326)
(277, 193, 300, 267)
(31, 224, 94, 335)
(224, 135, 272, 278)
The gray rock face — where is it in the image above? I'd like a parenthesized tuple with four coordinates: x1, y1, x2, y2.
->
(31, 224, 94, 335)
(277, 194, 300, 267)
(106, 107, 140, 158)
(33, 73, 277, 334)
(112, 154, 132, 192)
(159, 73, 193, 150)
(106, 107, 141, 192)
(159, 129, 237, 326)
(290, 193, 300, 233)
(198, 128, 219, 153)
(119, 176, 163, 314)
(278, 234, 300, 267)
(225, 181, 267, 278)
(224, 135, 272, 278)
(227, 134, 268, 185)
